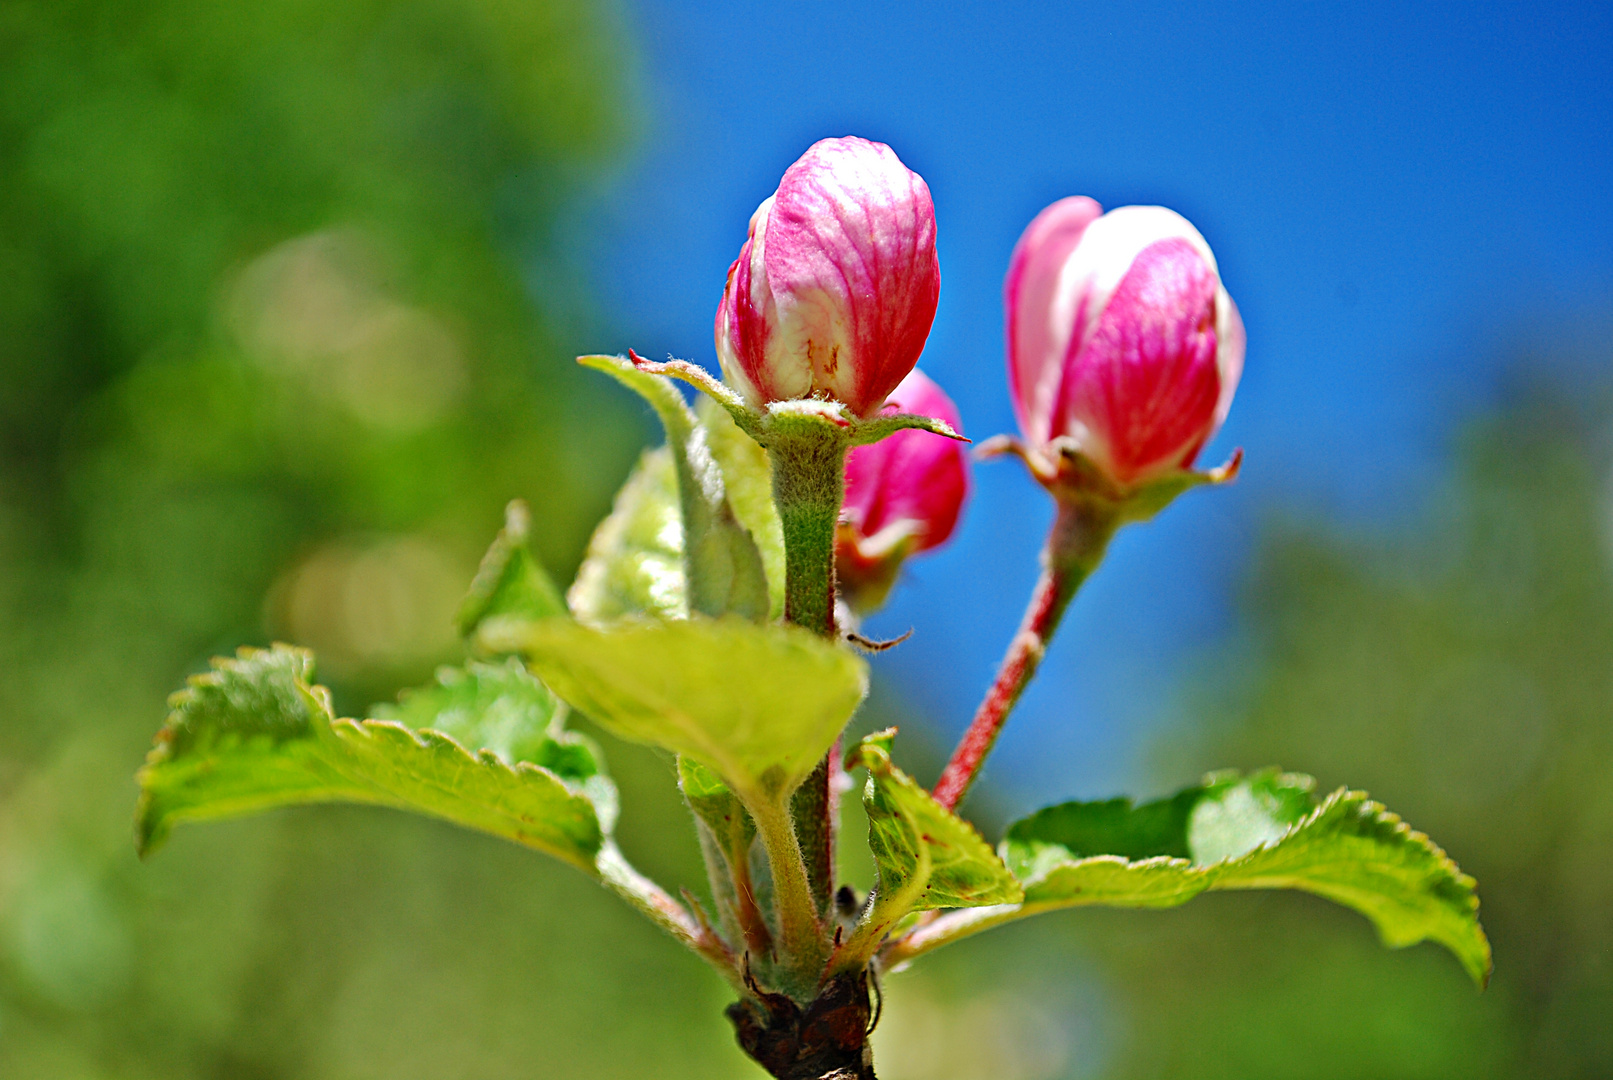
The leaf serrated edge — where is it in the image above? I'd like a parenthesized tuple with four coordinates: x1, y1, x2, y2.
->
(833, 734, 1021, 974)
(1215, 788, 1489, 985)
(888, 784, 1490, 986)
(135, 644, 319, 853)
(321, 716, 603, 872)
(852, 736, 1020, 907)
(135, 646, 601, 868)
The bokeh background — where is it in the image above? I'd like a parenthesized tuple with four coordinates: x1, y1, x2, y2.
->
(2, 1, 1610, 1077)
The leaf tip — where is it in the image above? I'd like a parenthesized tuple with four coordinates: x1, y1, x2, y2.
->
(844, 727, 897, 773)
(132, 792, 169, 859)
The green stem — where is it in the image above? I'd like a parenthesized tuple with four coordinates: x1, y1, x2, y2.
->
(769, 424, 852, 918)
(746, 793, 830, 994)
(771, 428, 848, 638)
(931, 500, 1117, 810)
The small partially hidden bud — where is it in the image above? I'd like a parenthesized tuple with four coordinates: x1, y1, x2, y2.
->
(1005, 198, 1244, 489)
(716, 137, 941, 419)
(836, 369, 969, 613)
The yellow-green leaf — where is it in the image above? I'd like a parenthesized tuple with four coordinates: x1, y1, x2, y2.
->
(491, 615, 866, 805)
(1000, 770, 1491, 986)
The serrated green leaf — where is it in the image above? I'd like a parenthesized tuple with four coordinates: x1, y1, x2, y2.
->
(579, 354, 768, 621)
(1189, 768, 1317, 863)
(487, 615, 866, 805)
(1000, 769, 1312, 881)
(137, 646, 605, 871)
(373, 657, 561, 765)
(458, 500, 567, 640)
(696, 396, 784, 618)
(998, 769, 1490, 985)
(838, 730, 1022, 966)
(1000, 790, 1199, 874)
(371, 658, 617, 832)
(568, 446, 687, 623)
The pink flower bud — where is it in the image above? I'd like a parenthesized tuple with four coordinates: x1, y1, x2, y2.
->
(716, 137, 941, 419)
(836, 369, 969, 611)
(1005, 198, 1244, 487)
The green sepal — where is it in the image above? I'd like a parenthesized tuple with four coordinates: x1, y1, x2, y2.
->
(616, 351, 964, 453)
(977, 436, 1242, 525)
(1115, 448, 1244, 524)
(848, 409, 965, 447)
(483, 615, 867, 807)
(578, 354, 768, 621)
(136, 645, 607, 871)
(1000, 769, 1491, 986)
(606, 353, 761, 440)
(457, 500, 568, 641)
(836, 730, 1022, 969)
(567, 446, 687, 623)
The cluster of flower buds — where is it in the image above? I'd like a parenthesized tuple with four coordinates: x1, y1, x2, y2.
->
(707, 136, 1242, 612)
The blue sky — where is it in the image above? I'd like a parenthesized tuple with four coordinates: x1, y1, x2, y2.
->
(568, 0, 1613, 812)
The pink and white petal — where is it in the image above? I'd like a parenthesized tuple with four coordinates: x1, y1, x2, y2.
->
(1056, 236, 1223, 484)
(766, 138, 938, 415)
(1005, 196, 1103, 446)
(1053, 206, 1218, 379)
(1210, 285, 1245, 434)
(842, 368, 968, 548)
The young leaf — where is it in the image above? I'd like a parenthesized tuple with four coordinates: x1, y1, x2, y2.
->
(372, 657, 561, 764)
(679, 756, 756, 860)
(566, 394, 784, 626)
(679, 756, 766, 953)
(568, 446, 687, 623)
(696, 396, 784, 617)
(488, 615, 866, 805)
(137, 646, 606, 871)
(579, 354, 768, 621)
(995, 769, 1491, 985)
(458, 500, 568, 640)
(837, 731, 1022, 968)
(372, 658, 617, 832)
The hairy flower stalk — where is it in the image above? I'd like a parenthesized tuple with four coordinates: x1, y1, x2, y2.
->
(934, 197, 1244, 809)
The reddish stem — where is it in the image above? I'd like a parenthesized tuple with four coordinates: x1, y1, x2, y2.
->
(932, 502, 1114, 810)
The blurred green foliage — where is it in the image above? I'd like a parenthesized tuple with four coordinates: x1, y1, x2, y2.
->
(0, 2, 752, 1076)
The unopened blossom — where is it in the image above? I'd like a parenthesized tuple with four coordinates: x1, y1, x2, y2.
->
(716, 137, 940, 418)
(836, 368, 969, 612)
(1005, 197, 1244, 487)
